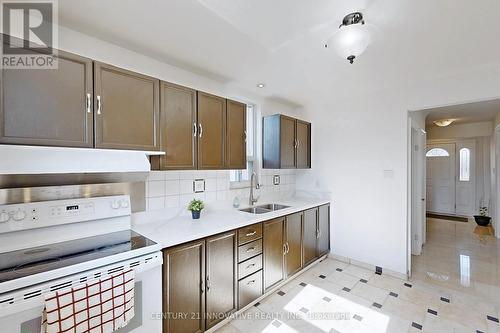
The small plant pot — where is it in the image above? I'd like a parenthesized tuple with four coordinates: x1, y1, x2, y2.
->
(191, 210, 201, 220)
(474, 215, 491, 227)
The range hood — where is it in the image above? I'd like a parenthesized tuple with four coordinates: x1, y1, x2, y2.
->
(0, 145, 164, 188)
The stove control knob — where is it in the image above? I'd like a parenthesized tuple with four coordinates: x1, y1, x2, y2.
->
(111, 200, 120, 209)
(0, 211, 10, 223)
(120, 200, 129, 208)
(13, 209, 26, 221)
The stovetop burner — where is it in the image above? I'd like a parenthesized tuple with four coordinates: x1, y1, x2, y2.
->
(0, 230, 156, 283)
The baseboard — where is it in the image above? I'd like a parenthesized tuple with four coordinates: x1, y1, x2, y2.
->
(330, 253, 408, 280)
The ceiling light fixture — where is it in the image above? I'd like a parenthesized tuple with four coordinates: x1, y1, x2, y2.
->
(324, 12, 372, 64)
(433, 119, 455, 127)
(256, 83, 265, 88)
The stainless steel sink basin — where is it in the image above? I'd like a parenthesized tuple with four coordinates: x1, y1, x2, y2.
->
(239, 207, 271, 214)
(257, 204, 290, 211)
(239, 203, 290, 214)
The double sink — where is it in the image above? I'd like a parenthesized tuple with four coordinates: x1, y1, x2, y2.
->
(239, 203, 290, 214)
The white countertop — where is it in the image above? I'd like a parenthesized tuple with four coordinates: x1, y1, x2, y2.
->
(132, 197, 330, 249)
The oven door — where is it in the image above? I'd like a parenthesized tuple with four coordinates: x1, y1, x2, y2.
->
(0, 252, 162, 333)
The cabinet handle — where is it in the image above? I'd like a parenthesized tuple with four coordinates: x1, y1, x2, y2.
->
(246, 263, 256, 269)
(245, 231, 256, 237)
(283, 244, 287, 255)
(286, 242, 290, 254)
(297, 139, 300, 148)
(199, 123, 203, 138)
(294, 139, 298, 149)
(206, 275, 211, 290)
(317, 229, 321, 239)
(86, 93, 92, 114)
(97, 95, 102, 115)
(201, 280, 204, 293)
(247, 280, 256, 285)
(246, 247, 255, 253)
(244, 130, 247, 143)
(193, 122, 197, 137)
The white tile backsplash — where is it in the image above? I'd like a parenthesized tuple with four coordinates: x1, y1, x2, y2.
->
(145, 169, 296, 211)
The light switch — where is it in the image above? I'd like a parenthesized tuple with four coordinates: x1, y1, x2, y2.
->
(193, 179, 205, 193)
(383, 170, 395, 179)
(273, 175, 280, 185)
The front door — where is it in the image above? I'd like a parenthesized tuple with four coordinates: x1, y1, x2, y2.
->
(426, 143, 456, 214)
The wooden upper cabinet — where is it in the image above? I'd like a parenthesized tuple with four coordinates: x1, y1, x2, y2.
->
(205, 231, 237, 329)
(263, 114, 311, 169)
(159, 82, 197, 169)
(285, 212, 303, 277)
(225, 100, 246, 169)
(197, 92, 225, 169)
(263, 217, 285, 291)
(94, 62, 160, 151)
(303, 208, 319, 266)
(280, 115, 296, 169)
(163, 240, 205, 333)
(296, 120, 311, 168)
(0, 50, 93, 147)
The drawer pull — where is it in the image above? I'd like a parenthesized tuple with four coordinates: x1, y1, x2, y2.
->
(247, 280, 256, 285)
(245, 231, 257, 237)
(246, 263, 256, 269)
(246, 247, 255, 253)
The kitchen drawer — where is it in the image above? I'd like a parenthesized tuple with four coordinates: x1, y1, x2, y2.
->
(238, 239, 262, 263)
(238, 270, 263, 309)
(238, 223, 262, 245)
(238, 254, 262, 280)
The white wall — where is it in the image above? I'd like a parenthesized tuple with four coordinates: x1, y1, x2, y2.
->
(297, 64, 500, 275)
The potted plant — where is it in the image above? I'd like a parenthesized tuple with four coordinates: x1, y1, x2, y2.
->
(474, 201, 491, 227)
(188, 199, 204, 220)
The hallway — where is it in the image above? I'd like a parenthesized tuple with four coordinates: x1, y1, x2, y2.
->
(411, 217, 500, 331)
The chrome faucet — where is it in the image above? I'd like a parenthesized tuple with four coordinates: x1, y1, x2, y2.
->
(249, 171, 260, 206)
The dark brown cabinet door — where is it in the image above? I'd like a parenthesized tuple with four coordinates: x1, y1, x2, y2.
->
(280, 116, 296, 169)
(285, 212, 303, 277)
(163, 240, 205, 333)
(318, 204, 330, 256)
(197, 92, 225, 169)
(238, 270, 263, 309)
(296, 120, 311, 168)
(263, 218, 285, 291)
(94, 62, 160, 151)
(0, 50, 93, 147)
(206, 231, 237, 329)
(159, 82, 197, 169)
(303, 208, 318, 266)
(225, 100, 246, 169)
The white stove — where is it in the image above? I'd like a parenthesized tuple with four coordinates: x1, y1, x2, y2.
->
(0, 195, 163, 333)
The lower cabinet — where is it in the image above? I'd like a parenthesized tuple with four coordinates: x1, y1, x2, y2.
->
(162, 231, 237, 333)
(162, 204, 330, 333)
(303, 207, 319, 266)
(163, 240, 205, 333)
(263, 218, 285, 291)
(285, 212, 303, 277)
(318, 204, 330, 257)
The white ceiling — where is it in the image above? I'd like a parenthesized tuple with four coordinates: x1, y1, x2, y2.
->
(58, 0, 500, 108)
(425, 99, 500, 126)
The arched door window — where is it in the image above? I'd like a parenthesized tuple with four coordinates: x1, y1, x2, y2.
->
(426, 148, 450, 157)
(459, 148, 470, 181)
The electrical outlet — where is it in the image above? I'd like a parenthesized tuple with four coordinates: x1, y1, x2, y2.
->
(273, 175, 280, 185)
(193, 179, 205, 193)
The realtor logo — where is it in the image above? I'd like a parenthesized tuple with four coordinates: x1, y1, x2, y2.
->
(1, 0, 58, 68)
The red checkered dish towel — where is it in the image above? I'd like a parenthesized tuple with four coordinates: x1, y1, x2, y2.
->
(41, 269, 135, 333)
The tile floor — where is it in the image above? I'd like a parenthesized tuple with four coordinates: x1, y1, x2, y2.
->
(215, 217, 500, 333)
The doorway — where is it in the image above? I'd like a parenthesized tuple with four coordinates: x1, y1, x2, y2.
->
(426, 140, 476, 216)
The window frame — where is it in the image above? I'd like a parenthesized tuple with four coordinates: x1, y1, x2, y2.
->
(229, 103, 257, 189)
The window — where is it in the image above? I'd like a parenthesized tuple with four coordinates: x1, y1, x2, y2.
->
(459, 148, 470, 181)
(230, 104, 255, 186)
(426, 148, 450, 157)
